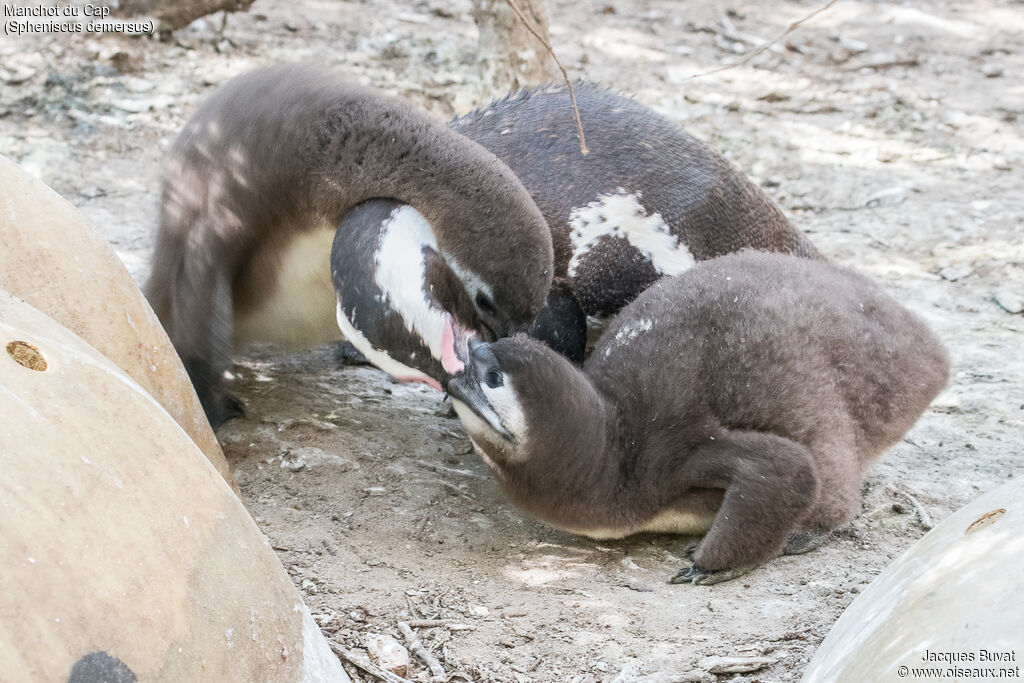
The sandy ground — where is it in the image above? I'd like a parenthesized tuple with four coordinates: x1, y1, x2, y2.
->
(2, 0, 1022, 680)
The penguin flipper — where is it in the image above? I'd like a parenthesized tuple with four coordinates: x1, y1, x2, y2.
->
(674, 429, 820, 575)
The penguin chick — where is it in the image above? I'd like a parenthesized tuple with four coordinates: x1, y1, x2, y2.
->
(445, 252, 950, 585)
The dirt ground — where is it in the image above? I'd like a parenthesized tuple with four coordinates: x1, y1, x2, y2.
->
(2, 0, 1022, 680)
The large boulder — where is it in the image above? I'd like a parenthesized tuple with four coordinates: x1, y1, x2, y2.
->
(0, 154, 233, 488)
(0, 290, 347, 681)
(802, 477, 1023, 682)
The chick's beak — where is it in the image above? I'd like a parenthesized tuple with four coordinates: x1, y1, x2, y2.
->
(444, 340, 513, 442)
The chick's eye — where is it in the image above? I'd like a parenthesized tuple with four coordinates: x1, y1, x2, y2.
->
(476, 292, 496, 315)
(484, 368, 503, 388)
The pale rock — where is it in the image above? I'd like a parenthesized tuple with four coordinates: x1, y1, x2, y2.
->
(698, 655, 774, 674)
(994, 290, 1023, 314)
(364, 633, 410, 677)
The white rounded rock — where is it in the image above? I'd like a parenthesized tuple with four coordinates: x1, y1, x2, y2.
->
(802, 477, 1023, 682)
(0, 291, 347, 682)
(0, 154, 232, 486)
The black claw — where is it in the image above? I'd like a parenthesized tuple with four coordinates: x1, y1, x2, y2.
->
(206, 391, 245, 430)
(223, 393, 245, 419)
(669, 562, 758, 586)
(669, 564, 713, 584)
(669, 568, 694, 584)
(334, 341, 371, 366)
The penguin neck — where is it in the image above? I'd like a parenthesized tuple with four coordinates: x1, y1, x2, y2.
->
(307, 85, 552, 314)
(500, 375, 633, 529)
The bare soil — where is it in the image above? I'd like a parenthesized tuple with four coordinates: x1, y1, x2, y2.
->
(2, 0, 1022, 680)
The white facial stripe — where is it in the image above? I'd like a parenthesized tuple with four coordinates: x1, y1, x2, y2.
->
(373, 206, 448, 361)
(481, 376, 528, 444)
(567, 189, 695, 278)
(335, 301, 440, 389)
(451, 397, 506, 454)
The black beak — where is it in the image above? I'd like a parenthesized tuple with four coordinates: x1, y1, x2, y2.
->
(445, 342, 514, 442)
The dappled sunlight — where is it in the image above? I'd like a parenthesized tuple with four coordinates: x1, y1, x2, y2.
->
(876, 4, 985, 39)
(928, 241, 1024, 268)
(2, 0, 1021, 678)
(501, 552, 599, 587)
(582, 27, 679, 63)
(790, 0, 1000, 38)
(623, 0, 1022, 195)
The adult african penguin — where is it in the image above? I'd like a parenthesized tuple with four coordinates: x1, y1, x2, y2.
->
(145, 64, 553, 427)
(333, 83, 821, 379)
(445, 252, 949, 585)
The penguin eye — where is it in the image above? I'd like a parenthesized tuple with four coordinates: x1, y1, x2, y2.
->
(484, 368, 504, 388)
(475, 292, 496, 316)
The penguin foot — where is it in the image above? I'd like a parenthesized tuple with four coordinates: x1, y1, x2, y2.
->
(208, 391, 245, 429)
(334, 341, 371, 367)
(223, 392, 245, 420)
(669, 563, 755, 586)
(784, 528, 830, 555)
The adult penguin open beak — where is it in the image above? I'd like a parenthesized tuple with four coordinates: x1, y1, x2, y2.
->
(440, 312, 474, 375)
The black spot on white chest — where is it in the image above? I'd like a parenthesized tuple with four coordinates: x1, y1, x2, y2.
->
(567, 191, 695, 316)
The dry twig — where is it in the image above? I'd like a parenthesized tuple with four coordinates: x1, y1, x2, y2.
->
(689, 0, 840, 79)
(501, 0, 589, 155)
(398, 620, 447, 680)
(403, 619, 446, 628)
(901, 490, 935, 530)
(403, 619, 476, 630)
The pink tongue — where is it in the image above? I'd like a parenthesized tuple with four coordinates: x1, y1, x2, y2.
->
(441, 314, 465, 374)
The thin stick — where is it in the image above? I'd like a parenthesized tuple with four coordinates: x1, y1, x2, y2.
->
(444, 623, 477, 631)
(689, 0, 840, 80)
(398, 621, 447, 680)
(403, 619, 477, 630)
(501, 0, 589, 155)
(901, 490, 935, 530)
(405, 595, 423, 619)
(328, 641, 412, 683)
(404, 619, 446, 628)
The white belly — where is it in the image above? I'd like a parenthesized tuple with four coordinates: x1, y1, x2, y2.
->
(560, 508, 716, 541)
(233, 225, 342, 348)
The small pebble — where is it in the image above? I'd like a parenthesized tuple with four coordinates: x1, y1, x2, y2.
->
(981, 63, 1003, 78)
(938, 265, 973, 282)
(994, 290, 1023, 314)
(1, 66, 36, 85)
